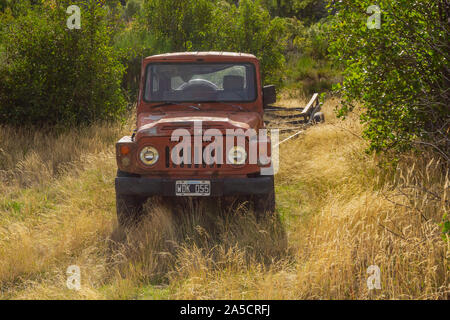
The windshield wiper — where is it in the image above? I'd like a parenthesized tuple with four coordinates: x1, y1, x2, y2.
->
(216, 102, 245, 111)
(149, 102, 201, 111)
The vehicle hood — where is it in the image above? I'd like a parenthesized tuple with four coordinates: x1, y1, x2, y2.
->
(136, 111, 262, 138)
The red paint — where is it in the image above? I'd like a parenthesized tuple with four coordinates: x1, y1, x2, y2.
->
(116, 52, 271, 178)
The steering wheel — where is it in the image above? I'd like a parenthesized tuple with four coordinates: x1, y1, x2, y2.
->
(179, 79, 219, 91)
(178, 79, 218, 100)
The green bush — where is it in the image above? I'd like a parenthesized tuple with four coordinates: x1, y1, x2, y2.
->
(282, 18, 341, 96)
(124, 0, 141, 21)
(139, 0, 287, 86)
(293, 21, 329, 60)
(0, 1, 126, 126)
(284, 53, 340, 96)
(259, 0, 328, 24)
(141, 0, 214, 52)
(329, 0, 449, 159)
(0, 0, 29, 17)
(114, 25, 171, 100)
(212, 0, 287, 86)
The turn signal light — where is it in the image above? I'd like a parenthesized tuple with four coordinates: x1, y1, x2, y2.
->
(120, 145, 131, 155)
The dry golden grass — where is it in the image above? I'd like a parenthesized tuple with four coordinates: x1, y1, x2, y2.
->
(0, 124, 124, 189)
(0, 98, 448, 300)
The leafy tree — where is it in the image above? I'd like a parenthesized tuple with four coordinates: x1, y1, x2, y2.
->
(292, 0, 328, 23)
(0, 0, 39, 16)
(124, 0, 141, 21)
(212, 0, 287, 85)
(291, 20, 330, 60)
(114, 26, 170, 99)
(0, 1, 126, 126)
(329, 0, 449, 160)
(141, 0, 214, 51)
(139, 0, 286, 85)
(260, 0, 328, 23)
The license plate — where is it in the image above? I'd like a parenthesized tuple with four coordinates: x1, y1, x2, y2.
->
(176, 180, 211, 196)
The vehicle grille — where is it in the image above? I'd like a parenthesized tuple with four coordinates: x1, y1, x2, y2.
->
(164, 143, 223, 169)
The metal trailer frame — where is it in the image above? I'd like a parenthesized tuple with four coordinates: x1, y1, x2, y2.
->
(264, 93, 323, 130)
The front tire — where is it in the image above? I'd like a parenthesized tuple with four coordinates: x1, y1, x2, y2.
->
(116, 170, 146, 227)
(116, 193, 147, 227)
(252, 175, 275, 219)
(253, 190, 275, 219)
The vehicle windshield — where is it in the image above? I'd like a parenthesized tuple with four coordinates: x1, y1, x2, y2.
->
(144, 63, 257, 103)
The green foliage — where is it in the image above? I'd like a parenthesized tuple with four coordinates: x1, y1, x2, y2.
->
(141, 0, 214, 51)
(211, 0, 287, 85)
(284, 53, 340, 96)
(260, 0, 328, 24)
(114, 26, 170, 99)
(0, 1, 126, 126)
(139, 0, 287, 86)
(441, 213, 449, 241)
(329, 0, 449, 159)
(283, 18, 340, 96)
(2, 200, 23, 216)
(0, 0, 37, 16)
(123, 0, 141, 21)
(0, 0, 335, 124)
(293, 21, 329, 60)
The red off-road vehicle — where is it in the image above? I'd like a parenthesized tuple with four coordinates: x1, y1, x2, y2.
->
(115, 52, 277, 226)
(115, 52, 324, 226)
(116, 52, 324, 225)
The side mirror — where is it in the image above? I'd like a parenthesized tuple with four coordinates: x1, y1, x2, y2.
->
(263, 85, 276, 107)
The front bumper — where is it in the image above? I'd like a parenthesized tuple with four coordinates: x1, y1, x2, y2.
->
(115, 176, 274, 197)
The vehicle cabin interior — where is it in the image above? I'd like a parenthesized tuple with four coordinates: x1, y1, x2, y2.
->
(145, 63, 257, 102)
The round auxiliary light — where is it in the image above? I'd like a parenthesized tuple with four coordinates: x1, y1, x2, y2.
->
(228, 146, 247, 165)
(121, 157, 131, 167)
(140, 146, 159, 166)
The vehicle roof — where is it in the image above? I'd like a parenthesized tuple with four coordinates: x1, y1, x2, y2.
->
(144, 52, 257, 62)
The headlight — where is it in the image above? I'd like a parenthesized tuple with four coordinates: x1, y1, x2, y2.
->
(140, 146, 159, 166)
(228, 146, 247, 165)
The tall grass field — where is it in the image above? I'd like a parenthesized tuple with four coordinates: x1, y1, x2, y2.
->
(0, 97, 448, 299)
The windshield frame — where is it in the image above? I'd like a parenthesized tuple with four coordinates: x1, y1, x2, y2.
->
(143, 62, 258, 104)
